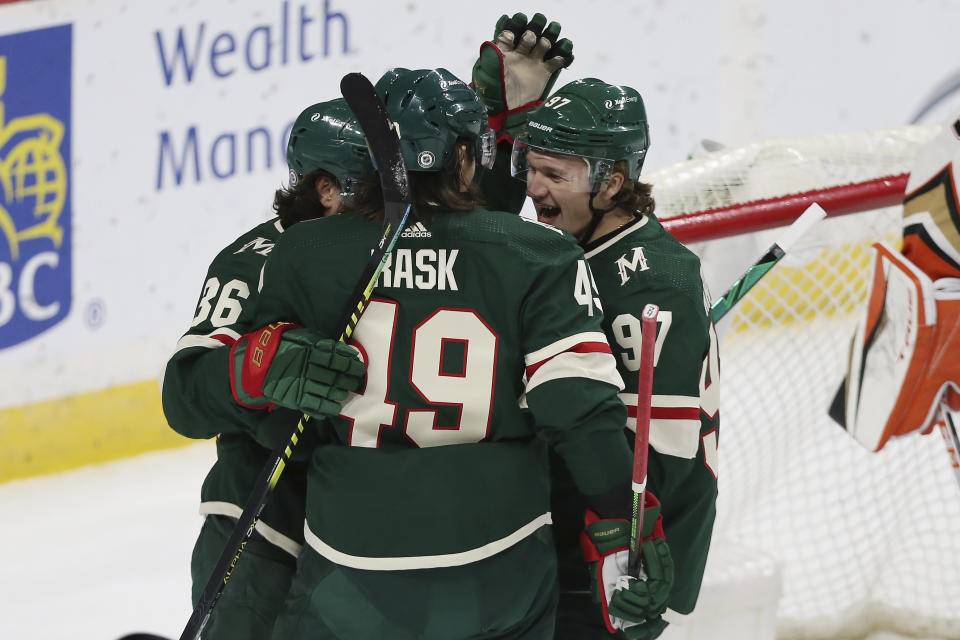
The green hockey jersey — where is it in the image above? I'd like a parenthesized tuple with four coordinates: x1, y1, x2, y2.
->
(250, 209, 633, 569)
(585, 214, 719, 615)
(162, 217, 308, 556)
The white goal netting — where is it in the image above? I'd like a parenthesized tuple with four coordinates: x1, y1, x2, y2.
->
(649, 125, 960, 639)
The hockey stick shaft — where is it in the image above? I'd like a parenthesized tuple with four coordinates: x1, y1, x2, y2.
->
(710, 203, 826, 323)
(179, 73, 410, 640)
(623, 205, 827, 576)
(628, 303, 659, 578)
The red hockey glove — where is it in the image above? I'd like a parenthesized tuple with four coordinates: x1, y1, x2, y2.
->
(230, 322, 365, 419)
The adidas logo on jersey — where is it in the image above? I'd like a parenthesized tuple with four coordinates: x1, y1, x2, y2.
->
(401, 221, 431, 238)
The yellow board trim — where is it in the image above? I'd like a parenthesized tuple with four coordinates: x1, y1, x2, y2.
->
(0, 379, 194, 483)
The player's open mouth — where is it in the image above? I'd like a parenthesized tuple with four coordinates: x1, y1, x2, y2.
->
(537, 206, 561, 225)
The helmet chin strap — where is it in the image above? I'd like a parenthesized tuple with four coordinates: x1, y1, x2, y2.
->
(577, 191, 617, 247)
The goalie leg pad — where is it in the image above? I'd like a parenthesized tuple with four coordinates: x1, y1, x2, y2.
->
(842, 241, 960, 450)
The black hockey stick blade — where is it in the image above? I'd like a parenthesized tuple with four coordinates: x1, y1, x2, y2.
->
(177, 73, 411, 640)
(336, 72, 412, 340)
(340, 72, 410, 209)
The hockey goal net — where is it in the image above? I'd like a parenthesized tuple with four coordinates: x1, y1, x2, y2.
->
(650, 124, 960, 640)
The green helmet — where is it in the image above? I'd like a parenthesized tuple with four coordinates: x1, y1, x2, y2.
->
(512, 78, 650, 191)
(375, 68, 495, 172)
(286, 98, 370, 194)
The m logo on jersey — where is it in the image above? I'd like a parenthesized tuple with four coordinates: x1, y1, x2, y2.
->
(234, 237, 274, 256)
(0, 25, 72, 348)
(616, 247, 649, 285)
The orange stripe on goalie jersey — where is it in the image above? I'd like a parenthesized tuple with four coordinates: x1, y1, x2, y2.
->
(901, 234, 960, 280)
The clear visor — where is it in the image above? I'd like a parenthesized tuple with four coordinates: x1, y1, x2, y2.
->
(510, 139, 614, 193)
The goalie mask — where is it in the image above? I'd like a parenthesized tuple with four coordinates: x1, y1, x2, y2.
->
(375, 67, 496, 173)
(511, 78, 650, 193)
(286, 98, 371, 198)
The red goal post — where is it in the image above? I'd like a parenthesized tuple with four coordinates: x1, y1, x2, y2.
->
(646, 124, 960, 639)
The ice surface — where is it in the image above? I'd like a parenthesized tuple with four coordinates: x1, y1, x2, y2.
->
(0, 442, 216, 640)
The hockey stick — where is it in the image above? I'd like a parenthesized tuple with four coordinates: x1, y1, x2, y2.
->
(176, 73, 411, 640)
(936, 405, 960, 488)
(624, 204, 827, 576)
(628, 303, 659, 577)
(709, 203, 827, 323)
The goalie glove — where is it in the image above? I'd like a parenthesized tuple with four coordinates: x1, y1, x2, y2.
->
(471, 11, 574, 142)
(580, 494, 675, 636)
(230, 322, 365, 419)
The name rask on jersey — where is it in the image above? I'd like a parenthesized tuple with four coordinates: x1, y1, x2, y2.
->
(377, 249, 458, 290)
(616, 246, 650, 285)
(401, 221, 432, 238)
(234, 237, 275, 257)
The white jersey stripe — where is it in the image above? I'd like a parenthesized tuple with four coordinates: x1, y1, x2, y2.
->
(584, 216, 650, 258)
(621, 392, 702, 459)
(304, 512, 552, 570)
(624, 412, 701, 459)
(620, 393, 700, 410)
(200, 501, 302, 558)
(524, 332, 609, 366)
(526, 350, 624, 393)
(173, 328, 241, 354)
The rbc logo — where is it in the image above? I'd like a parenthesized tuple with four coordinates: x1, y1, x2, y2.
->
(0, 25, 72, 349)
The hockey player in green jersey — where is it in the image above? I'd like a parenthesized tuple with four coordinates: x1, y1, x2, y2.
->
(511, 80, 720, 639)
(240, 67, 649, 640)
(161, 98, 371, 640)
